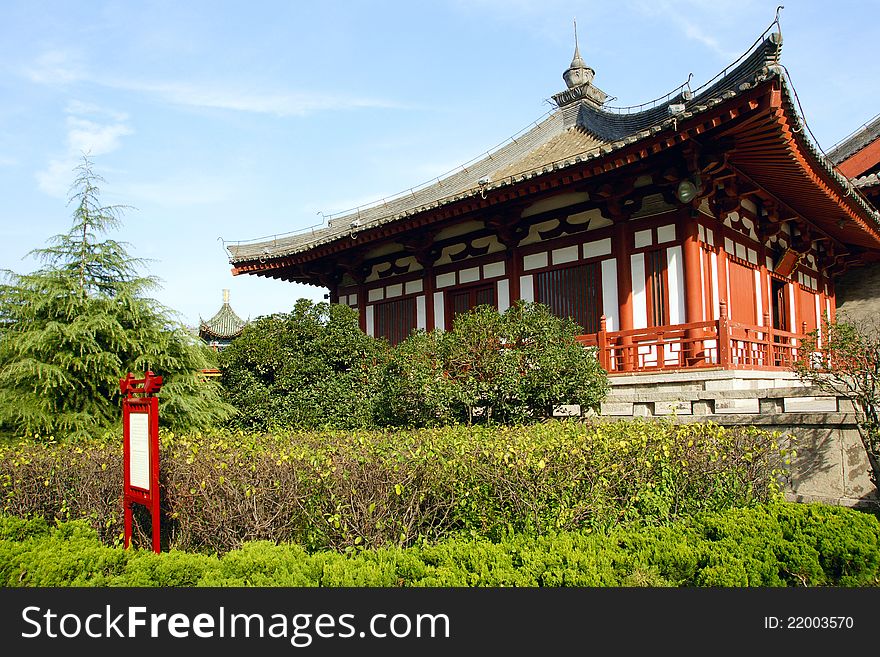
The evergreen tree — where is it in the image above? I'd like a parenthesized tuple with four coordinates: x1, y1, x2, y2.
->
(0, 156, 234, 439)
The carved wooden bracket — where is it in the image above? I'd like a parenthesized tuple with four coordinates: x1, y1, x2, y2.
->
(401, 230, 440, 269)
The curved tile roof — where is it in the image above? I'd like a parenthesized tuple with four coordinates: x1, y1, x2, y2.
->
(199, 300, 247, 340)
(826, 113, 880, 166)
(228, 29, 876, 266)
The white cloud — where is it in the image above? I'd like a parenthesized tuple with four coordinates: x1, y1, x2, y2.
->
(627, 0, 753, 60)
(65, 118, 132, 156)
(36, 158, 77, 197)
(23, 50, 86, 85)
(121, 174, 236, 207)
(36, 102, 133, 198)
(24, 49, 404, 117)
(104, 78, 404, 116)
(64, 100, 129, 122)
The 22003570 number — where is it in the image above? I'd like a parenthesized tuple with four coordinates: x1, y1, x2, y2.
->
(764, 616, 854, 629)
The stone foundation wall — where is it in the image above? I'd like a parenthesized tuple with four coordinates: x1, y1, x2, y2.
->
(836, 262, 880, 326)
(593, 369, 879, 509)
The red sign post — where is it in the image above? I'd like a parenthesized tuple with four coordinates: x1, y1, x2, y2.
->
(120, 371, 163, 554)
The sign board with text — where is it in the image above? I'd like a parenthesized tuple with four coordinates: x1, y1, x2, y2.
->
(121, 371, 163, 554)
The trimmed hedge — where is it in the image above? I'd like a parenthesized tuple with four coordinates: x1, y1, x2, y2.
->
(1, 504, 877, 587)
(0, 421, 789, 553)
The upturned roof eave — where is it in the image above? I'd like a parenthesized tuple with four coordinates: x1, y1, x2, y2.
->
(229, 39, 880, 275)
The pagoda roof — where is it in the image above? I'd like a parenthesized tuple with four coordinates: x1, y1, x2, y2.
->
(228, 26, 880, 279)
(199, 295, 247, 340)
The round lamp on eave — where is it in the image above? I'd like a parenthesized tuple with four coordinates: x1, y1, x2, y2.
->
(676, 179, 699, 203)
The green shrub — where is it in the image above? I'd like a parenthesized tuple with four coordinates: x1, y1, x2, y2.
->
(218, 300, 387, 431)
(2, 504, 877, 587)
(377, 302, 609, 426)
(0, 420, 789, 553)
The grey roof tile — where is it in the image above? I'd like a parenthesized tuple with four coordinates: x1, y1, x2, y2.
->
(826, 113, 880, 165)
(227, 33, 801, 265)
(199, 302, 247, 340)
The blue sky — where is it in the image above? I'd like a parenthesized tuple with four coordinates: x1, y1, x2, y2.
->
(1, 0, 877, 328)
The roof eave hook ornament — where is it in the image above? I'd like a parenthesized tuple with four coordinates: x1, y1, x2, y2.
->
(772, 6, 784, 62)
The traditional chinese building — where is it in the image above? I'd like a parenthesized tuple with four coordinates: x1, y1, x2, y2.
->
(226, 23, 880, 504)
(228, 25, 879, 369)
(199, 289, 248, 352)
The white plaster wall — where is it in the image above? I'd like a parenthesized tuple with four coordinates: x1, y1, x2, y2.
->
(631, 254, 647, 329)
(433, 292, 445, 332)
(711, 252, 720, 320)
(483, 261, 505, 279)
(584, 238, 611, 259)
(497, 279, 510, 313)
(520, 275, 534, 303)
(601, 258, 618, 331)
(416, 295, 426, 331)
(726, 261, 732, 317)
(755, 269, 763, 326)
(365, 306, 375, 337)
(667, 246, 685, 325)
(459, 266, 480, 283)
(523, 252, 548, 271)
(552, 245, 579, 265)
(700, 250, 707, 321)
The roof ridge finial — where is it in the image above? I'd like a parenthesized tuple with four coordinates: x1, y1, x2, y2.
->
(563, 20, 593, 90)
(569, 18, 586, 70)
(554, 20, 608, 108)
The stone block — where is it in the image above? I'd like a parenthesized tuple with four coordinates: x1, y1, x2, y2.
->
(552, 404, 581, 417)
(655, 400, 692, 415)
(600, 402, 634, 416)
(713, 398, 759, 414)
(783, 396, 837, 413)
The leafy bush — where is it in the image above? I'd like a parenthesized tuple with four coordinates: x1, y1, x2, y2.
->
(2, 503, 878, 587)
(0, 420, 790, 553)
(377, 302, 609, 426)
(218, 300, 387, 431)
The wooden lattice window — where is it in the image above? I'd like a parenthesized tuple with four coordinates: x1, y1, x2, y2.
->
(447, 283, 497, 327)
(534, 261, 602, 333)
(375, 297, 416, 346)
(645, 249, 669, 327)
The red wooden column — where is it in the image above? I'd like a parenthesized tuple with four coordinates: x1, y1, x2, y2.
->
(423, 264, 435, 331)
(490, 220, 523, 305)
(679, 209, 704, 364)
(508, 246, 522, 303)
(613, 218, 633, 370)
(357, 282, 367, 333)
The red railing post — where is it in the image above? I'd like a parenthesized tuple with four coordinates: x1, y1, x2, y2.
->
(597, 315, 611, 371)
(718, 300, 730, 368)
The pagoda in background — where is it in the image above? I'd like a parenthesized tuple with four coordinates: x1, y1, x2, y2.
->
(199, 289, 248, 351)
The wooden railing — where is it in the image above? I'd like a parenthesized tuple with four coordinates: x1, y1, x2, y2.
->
(577, 300, 809, 374)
